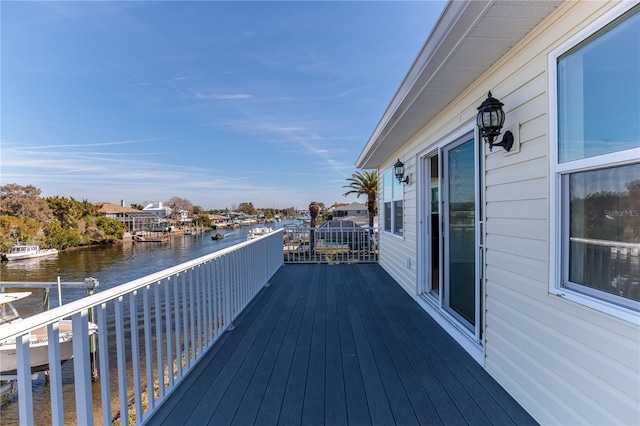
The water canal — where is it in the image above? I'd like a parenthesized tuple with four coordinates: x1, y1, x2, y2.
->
(0, 222, 291, 425)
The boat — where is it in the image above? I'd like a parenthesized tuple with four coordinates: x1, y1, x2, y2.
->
(133, 233, 169, 243)
(247, 226, 274, 241)
(211, 233, 224, 240)
(0, 292, 98, 374)
(1, 244, 58, 261)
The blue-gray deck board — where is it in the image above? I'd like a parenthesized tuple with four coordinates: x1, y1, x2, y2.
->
(148, 264, 536, 426)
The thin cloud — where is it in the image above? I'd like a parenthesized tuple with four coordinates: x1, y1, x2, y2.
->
(11, 137, 160, 151)
(195, 93, 252, 100)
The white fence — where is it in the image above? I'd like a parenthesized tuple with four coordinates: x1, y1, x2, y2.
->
(0, 230, 283, 425)
(283, 224, 379, 263)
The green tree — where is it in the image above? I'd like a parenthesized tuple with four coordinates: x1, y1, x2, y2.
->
(238, 202, 256, 215)
(44, 220, 85, 249)
(193, 214, 212, 228)
(130, 203, 145, 210)
(95, 216, 126, 241)
(342, 170, 378, 228)
(45, 196, 97, 229)
(0, 215, 43, 251)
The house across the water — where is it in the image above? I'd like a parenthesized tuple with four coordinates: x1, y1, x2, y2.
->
(97, 201, 160, 233)
(357, 1, 639, 425)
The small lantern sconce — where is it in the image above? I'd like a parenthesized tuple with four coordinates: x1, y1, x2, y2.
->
(394, 159, 409, 185)
(476, 91, 513, 152)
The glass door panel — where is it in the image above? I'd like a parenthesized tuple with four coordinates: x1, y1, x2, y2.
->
(444, 138, 476, 329)
(430, 154, 440, 295)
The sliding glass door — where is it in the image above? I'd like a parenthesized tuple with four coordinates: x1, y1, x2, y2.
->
(422, 133, 481, 340)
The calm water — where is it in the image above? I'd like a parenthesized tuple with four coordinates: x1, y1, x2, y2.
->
(0, 222, 290, 425)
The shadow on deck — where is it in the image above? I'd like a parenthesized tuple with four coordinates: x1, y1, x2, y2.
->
(148, 263, 536, 426)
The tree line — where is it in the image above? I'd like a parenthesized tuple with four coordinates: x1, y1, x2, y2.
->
(0, 171, 379, 253)
(0, 184, 126, 252)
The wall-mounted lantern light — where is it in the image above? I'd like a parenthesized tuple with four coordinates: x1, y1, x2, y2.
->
(393, 159, 409, 185)
(476, 91, 513, 152)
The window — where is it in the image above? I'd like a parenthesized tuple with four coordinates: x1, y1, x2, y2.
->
(552, 4, 640, 315)
(382, 170, 404, 236)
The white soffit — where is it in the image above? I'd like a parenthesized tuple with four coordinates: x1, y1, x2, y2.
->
(356, 0, 562, 169)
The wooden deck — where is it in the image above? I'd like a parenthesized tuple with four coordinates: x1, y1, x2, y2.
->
(148, 264, 536, 426)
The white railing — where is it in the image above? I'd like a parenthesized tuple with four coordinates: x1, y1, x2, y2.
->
(283, 224, 379, 263)
(0, 230, 283, 426)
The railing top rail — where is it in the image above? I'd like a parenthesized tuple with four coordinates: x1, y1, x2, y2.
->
(0, 230, 283, 341)
(570, 237, 640, 249)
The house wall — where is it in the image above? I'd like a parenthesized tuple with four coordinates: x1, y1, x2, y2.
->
(380, 1, 639, 424)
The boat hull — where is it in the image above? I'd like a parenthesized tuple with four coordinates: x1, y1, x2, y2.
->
(2, 248, 58, 261)
(0, 320, 97, 374)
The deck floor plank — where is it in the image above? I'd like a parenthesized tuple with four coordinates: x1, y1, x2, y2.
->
(148, 264, 537, 426)
(323, 265, 348, 424)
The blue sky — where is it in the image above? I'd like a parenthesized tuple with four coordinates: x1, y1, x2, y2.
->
(1, 1, 445, 211)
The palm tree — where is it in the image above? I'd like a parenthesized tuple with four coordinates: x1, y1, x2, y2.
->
(342, 170, 378, 228)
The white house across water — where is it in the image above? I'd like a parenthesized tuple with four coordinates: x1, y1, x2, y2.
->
(357, 1, 639, 424)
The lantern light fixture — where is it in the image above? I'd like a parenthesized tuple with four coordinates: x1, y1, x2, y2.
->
(393, 159, 409, 185)
(476, 91, 513, 152)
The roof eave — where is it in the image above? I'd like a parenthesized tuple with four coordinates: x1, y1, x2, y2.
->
(356, 0, 562, 169)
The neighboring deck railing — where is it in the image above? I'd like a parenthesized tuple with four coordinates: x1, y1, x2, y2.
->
(0, 231, 283, 426)
(283, 224, 378, 263)
(569, 237, 640, 302)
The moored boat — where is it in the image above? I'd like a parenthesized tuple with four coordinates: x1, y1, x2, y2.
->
(0, 292, 98, 374)
(247, 226, 274, 241)
(1, 244, 58, 261)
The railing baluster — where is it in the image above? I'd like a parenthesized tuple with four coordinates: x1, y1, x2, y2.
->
(16, 333, 34, 426)
(47, 322, 64, 425)
(129, 291, 142, 422)
(155, 281, 165, 399)
(143, 285, 154, 414)
(196, 265, 202, 358)
(97, 303, 111, 426)
(182, 272, 189, 370)
(72, 310, 93, 426)
(165, 278, 174, 388)
(206, 261, 213, 347)
(189, 269, 196, 362)
(115, 296, 128, 426)
(175, 274, 183, 379)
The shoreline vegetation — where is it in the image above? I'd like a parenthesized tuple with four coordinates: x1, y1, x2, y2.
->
(0, 184, 298, 256)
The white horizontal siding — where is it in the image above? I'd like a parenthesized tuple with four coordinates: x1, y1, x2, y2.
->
(481, 2, 639, 423)
(375, 1, 638, 424)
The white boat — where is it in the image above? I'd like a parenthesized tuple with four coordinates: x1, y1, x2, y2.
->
(1, 244, 58, 261)
(0, 292, 98, 374)
(247, 226, 275, 241)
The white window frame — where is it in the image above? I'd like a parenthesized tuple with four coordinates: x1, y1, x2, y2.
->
(548, 1, 640, 324)
(382, 169, 404, 237)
